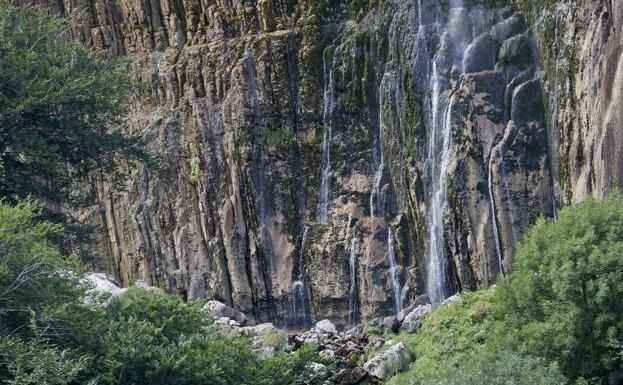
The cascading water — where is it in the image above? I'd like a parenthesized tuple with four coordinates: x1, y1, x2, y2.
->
(488, 149, 504, 274)
(246, 54, 276, 319)
(548, 8, 562, 220)
(370, 76, 387, 218)
(348, 222, 359, 325)
(291, 227, 309, 328)
(387, 227, 403, 313)
(426, 92, 455, 305)
(317, 49, 337, 223)
(246, 55, 272, 273)
(423, 0, 476, 306)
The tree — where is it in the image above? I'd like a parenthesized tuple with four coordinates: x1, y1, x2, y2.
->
(498, 193, 623, 385)
(0, 0, 147, 207)
(0, 200, 82, 335)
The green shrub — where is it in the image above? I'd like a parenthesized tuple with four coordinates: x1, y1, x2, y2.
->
(395, 350, 566, 385)
(258, 128, 292, 148)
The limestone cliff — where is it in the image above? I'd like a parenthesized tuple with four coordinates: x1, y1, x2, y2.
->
(29, 0, 623, 327)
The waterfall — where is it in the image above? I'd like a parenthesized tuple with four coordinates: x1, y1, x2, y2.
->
(548, 9, 561, 220)
(423, 1, 476, 305)
(426, 92, 455, 305)
(488, 149, 504, 274)
(370, 77, 386, 218)
(246, 53, 276, 309)
(317, 50, 337, 223)
(348, 224, 359, 325)
(499, 150, 519, 244)
(387, 227, 403, 313)
(292, 227, 309, 328)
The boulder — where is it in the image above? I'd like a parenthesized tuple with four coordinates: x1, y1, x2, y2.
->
(499, 34, 533, 69)
(400, 304, 432, 334)
(363, 342, 412, 379)
(367, 317, 382, 328)
(382, 316, 401, 333)
(247, 323, 287, 358)
(134, 280, 151, 289)
(308, 362, 328, 376)
(315, 319, 337, 334)
(397, 294, 431, 322)
(442, 293, 462, 305)
(203, 300, 248, 325)
(82, 273, 127, 304)
(491, 14, 526, 43)
(330, 366, 367, 385)
(463, 32, 499, 73)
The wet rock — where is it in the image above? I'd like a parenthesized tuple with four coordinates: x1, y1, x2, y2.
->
(463, 33, 499, 73)
(510, 79, 544, 126)
(491, 14, 527, 43)
(363, 342, 412, 379)
(499, 34, 533, 69)
(46, 0, 595, 327)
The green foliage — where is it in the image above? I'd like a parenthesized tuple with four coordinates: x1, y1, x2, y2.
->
(400, 350, 566, 385)
(390, 193, 623, 385)
(0, 335, 90, 385)
(0, 200, 82, 335)
(498, 193, 623, 384)
(0, 201, 326, 385)
(188, 156, 201, 183)
(258, 128, 292, 148)
(0, 0, 148, 206)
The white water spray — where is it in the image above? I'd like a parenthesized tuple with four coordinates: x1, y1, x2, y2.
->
(317, 50, 337, 223)
(348, 224, 358, 325)
(292, 227, 309, 326)
(387, 227, 403, 313)
(370, 77, 387, 217)
(488, 149, 504, 274)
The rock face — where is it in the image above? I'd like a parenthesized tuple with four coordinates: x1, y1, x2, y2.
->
(29, 0, 623, 327)
(524, 0, 623, 205)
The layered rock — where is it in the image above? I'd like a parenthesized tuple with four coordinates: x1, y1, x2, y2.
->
(522, 0, 623, 204)
(24, 0, 623, 327)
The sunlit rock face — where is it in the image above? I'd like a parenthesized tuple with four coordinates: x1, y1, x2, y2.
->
(29, 0, 623, 327)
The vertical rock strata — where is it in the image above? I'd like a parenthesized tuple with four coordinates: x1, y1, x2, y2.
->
(30, 0, 623, 327)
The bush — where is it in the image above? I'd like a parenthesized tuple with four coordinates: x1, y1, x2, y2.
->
(396, 350, 566, 385)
